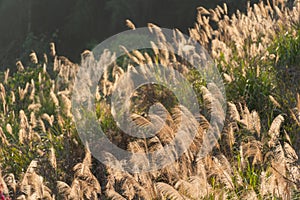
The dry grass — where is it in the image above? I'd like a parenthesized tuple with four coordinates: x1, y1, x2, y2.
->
(0, 0, 299, 199)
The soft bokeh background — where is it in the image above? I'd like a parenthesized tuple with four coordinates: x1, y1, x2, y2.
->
(0, 0, 264, 71)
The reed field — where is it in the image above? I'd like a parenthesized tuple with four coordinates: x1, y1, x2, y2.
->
(0, 0, 299, 199)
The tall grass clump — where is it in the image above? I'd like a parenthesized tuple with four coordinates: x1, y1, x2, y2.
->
(0, 0, 299, 199)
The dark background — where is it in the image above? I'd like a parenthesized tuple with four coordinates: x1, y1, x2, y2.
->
(0, 0, 260, 71)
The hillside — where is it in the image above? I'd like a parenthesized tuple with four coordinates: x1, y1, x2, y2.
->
(0, 1, 299, 199)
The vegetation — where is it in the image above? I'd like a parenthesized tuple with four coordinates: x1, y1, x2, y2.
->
(0, 0, 268, 70)
(0, 0, 299, 199)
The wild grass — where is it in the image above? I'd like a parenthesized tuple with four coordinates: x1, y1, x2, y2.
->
(0, 0, 299, 199)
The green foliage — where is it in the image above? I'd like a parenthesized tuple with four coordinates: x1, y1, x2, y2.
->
(269, 28, 300, 96)
(0, 63, 84, 187)
(271, 29, 300, 67)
